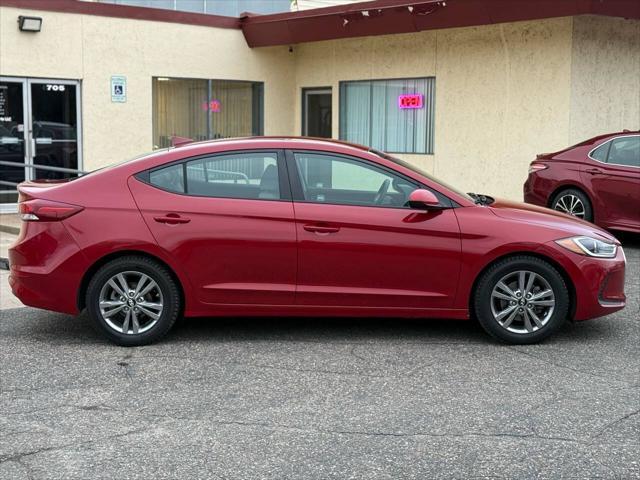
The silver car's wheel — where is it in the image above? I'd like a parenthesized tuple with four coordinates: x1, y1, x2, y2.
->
(490, 270, 555, 334)
(553, 193, 586, 218)
(98, 270, 164, 335)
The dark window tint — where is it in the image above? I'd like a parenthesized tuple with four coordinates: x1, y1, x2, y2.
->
(590, 142, 610, 162)
(608, 137, 640, 167)
(150, 163, 184, 193)
(294, 152, 418, 208)
(185, 152, 279, 199)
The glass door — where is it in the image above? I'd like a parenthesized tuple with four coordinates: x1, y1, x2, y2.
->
(0, 77, 82, 210)
(0, 79, 28, 206)
(302, 88, 332, 138)
(29, 79, 81, 180)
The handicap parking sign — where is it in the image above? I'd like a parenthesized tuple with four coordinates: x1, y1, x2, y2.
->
(111, 76, 126, 103)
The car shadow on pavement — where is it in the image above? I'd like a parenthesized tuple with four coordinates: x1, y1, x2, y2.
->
(617, 231, 640, 248)
(1, 307, 620, 348)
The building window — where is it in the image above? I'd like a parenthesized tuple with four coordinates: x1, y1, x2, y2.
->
(339, 78, 435, 154)
(102, 0, 290, 16)
(152, 77, 263, 149)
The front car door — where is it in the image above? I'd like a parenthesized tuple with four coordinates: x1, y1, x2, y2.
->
(130, 149, 297, 306)
(286, 150, 461, 311)
(583, 135, 640, 231)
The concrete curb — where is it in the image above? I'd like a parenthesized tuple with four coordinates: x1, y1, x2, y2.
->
(0, 225, 20, 235)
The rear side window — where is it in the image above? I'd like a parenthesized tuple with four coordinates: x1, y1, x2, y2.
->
(150, 163, 184, 193)
(608, 137, 639, 167)
(185, 152, 280, 200)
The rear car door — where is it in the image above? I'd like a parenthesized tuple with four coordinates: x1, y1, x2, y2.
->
(129, 150, 297, 305)
(287, 150, 462, 309)
(583, 135, 640, 229)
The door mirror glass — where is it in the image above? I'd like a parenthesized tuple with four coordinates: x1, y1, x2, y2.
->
(406, 189, 441, 209)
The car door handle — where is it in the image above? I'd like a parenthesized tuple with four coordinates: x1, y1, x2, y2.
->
(303, 224, 340, 234)
(586, 168, 603, 175)
(153, 214, 190, 224)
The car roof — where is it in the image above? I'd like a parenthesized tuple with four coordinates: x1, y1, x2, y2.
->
(572, 130, 640, 148)
(170, 136, 374, 156)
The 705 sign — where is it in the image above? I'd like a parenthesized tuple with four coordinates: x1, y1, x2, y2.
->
(45, 84, 66, 92)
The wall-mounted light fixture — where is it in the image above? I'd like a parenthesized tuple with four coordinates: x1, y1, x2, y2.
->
(18, 16, 42, 32)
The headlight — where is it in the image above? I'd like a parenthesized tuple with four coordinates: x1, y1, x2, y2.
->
(556, 236, 617, 258)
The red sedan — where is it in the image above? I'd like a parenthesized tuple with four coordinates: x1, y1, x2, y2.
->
(524, 131, 640, 233)
(9, 138, 626, 346)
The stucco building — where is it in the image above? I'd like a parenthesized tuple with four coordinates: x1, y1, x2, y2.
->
(0, 0, 638, 211)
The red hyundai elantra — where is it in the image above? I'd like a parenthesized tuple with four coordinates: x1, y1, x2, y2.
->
(9, 138, 626, 346)
(524, 131, 640, 233)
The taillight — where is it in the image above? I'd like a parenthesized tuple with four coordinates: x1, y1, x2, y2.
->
(19, 199, 84, 221)
(528, 162, 548, 174)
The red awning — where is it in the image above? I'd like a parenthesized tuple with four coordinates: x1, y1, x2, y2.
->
(240, 0, 640, 47)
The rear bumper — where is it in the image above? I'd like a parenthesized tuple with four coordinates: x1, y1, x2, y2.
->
(8, 221, 86, 315)
(523, 174, 549, 206)
(539, 242, 626, 321)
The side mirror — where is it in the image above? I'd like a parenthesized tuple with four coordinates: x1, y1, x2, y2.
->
(406, 189, 441, 210)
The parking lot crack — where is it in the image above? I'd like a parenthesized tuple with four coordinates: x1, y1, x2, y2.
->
(162, 416, 584, 445)
(588, 409, 640, 444)
(117, 355, 134, 381)
(505, 346, 629, 387)
(0, 426, 151, 465)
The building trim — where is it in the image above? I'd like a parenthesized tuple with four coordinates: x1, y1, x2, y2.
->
(2, 0, 638, 46)
(241, 0, 640, 47)
(0, 0, 240, 29)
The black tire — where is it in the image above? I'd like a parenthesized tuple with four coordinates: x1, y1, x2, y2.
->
(473, 256, 569, 344)
(86, 256, 181, 346)
(551, 188, 593, 222)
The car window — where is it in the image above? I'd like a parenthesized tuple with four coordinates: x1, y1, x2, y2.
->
(150, 163, 184, 193)
(590, 142, 610, 163)
(607, 137, 640, 167)
(185, 152, 280, 199)
(293, 152, 418, 208)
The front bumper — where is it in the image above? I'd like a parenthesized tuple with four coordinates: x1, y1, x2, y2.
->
(540, 241, 626, 321)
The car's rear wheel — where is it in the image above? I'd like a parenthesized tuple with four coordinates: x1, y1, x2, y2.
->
(86, 256, 181, 346)
(551, 188, 593, 222)
(473, 256, 569, 344)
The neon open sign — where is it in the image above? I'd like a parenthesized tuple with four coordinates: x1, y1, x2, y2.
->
(398, 94, 424, 109)
(201, 100, 221, 112)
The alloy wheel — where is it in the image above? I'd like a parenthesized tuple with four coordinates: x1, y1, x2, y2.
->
(554, 194, 585, 218)
(490, 270, 555, 334)
(98, 270, 164, 335)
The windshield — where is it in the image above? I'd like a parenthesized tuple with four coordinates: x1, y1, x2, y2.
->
(371, 149, 475, 202)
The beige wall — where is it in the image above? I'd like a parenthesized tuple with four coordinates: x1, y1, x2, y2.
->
(569, 15, 640, 143)
(1, 6, 638, 201)
(0, 6, 294, 170)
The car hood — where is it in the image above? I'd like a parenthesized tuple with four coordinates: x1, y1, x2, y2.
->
(488, 198, 619, 244)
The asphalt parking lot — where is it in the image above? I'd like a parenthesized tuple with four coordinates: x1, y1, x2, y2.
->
(1, 239, 638, 479)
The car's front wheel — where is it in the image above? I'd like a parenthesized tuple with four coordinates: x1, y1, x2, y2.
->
(86, 256, 181, 346)
(473, 256, 569, 344)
